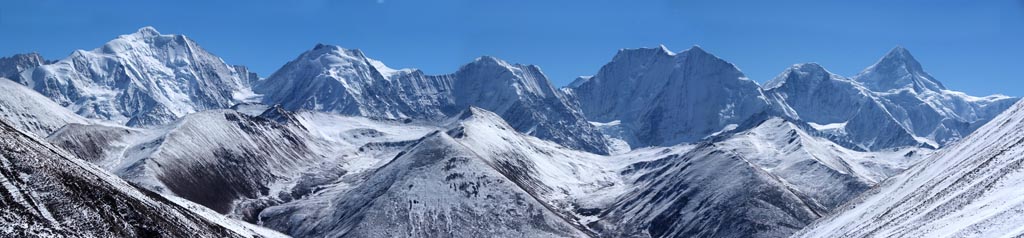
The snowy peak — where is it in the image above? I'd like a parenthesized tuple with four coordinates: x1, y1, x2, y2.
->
(447, 106, 514, 134)
(134, 26, 161, 36)
(764, 63, 837, 90)
(259, 126, 587, 237)
(451, 57, 612, 154)
(684, 44, 708, 55)
(610, 46, 675, 63)
(455, 55, 558, 99)
(100, 26, 196, 55)
(296, 44, 370, 69)
(765, 47, 1017, 150)
(0, 118, 267, 237)
(854, 46, 945, 92)
(308, 43, 367, 60)
(795, 99, 1024, 238)
(277, 43, 414, 81)
(455, 106, 501, 122)
(468, 55, 506, 66)
(258, 46, 612, 154)
(17, 26, 254, 126)
(572, 44, 769, 147)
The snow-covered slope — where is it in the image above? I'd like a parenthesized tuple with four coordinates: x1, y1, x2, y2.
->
(766, 48, 1018, 150)
(0, 78, 90, 137)
(46, 108, 330, 215)
(0, 118, 276, 237)
(450, 108, 828, 237)
(795, 96, 1024, 238)
(712, 117, 929, 210)
(594, 142, 826, 238)
(256, 44, 611, 154)
(47, 105, 439, 221)
(567, 45, 771, 148)
(450, 108, 932, 237)
(260, 130, 587, 237)
(17, 26, 255, 126)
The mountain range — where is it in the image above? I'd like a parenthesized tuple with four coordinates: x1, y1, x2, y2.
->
(2, 26, 1022, 238)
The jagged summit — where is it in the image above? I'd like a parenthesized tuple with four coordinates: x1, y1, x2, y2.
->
(764, 48, 1018, 149)
(257, 45, 612, 154)
(16, 27, 255, 126)
(853, 46, 945, 92)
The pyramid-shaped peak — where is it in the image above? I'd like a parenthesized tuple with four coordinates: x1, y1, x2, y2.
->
(462, 55, 535, 73)
(855, 46, 945, 92)
(879, 46, 919, 65)
(686, 45, 708, 54)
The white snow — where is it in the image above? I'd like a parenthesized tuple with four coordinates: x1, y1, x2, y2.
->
(796, 99, 1024, 238)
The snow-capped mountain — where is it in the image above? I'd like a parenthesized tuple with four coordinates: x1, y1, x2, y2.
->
(0, 78, 90, 137)
(5, 25, 1021, 238)
(567, 45, 771, 148)
(0, 118, 280, 237)
(794, 97, 1024, 238)
(261, 130, 588, 237)
(256, 44, 611, 154)
(15, 26, 256, 126)
(0, 53, 46, 83)
(766, 47, 1018, 150)
(853, 46, 945, 93)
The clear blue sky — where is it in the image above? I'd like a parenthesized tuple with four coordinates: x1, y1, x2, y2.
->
(2, 0, 1021, 96)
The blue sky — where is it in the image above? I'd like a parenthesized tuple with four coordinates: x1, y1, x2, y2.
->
(2, 0, 1021, 96)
